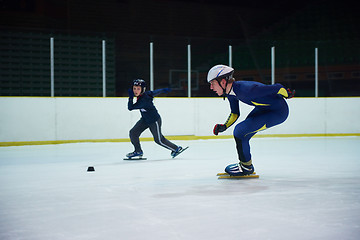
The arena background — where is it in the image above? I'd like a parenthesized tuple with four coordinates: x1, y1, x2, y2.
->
(1, 0, 359, 97)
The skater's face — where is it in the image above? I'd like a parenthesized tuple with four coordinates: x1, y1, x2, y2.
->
(133, 86, 142, 97)
(209, 79, 225, 96)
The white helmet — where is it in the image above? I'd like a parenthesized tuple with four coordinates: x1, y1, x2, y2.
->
(207, 64, 234, 83)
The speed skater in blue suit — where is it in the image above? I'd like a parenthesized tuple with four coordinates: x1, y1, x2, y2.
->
(207, 65, 295, 176)
(126, 79, 184, 159)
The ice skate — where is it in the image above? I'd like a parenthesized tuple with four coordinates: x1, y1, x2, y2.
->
(126, 151, 143, 158)
(171, 146, 188, 158)
(225, 162, 254, 176)
(124, 151, 146, 160)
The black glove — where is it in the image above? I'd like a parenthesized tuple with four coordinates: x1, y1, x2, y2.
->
(213, 124, 227, 135)
(285, 88, 295, 99)
(128, 88, 134, 98)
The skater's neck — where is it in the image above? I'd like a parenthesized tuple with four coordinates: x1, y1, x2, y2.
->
(225, 81, 233, 95)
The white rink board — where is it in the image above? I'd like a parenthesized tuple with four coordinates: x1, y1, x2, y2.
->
(0, 97, 359, 142)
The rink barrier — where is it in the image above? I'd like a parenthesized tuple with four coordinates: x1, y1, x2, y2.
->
(1, 97, 359, 145)
(1, 133, 359, 147)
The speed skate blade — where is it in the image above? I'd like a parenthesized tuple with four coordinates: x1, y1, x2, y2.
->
(217, 172, 259, 179)
(217, 172, 256, 176)
(123, 157, 147, 161)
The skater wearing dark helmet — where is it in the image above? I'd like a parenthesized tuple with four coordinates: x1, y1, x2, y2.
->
(207, 64, 295, 176)
(126, 79, 185, 159)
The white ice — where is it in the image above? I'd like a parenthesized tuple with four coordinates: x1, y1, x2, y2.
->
(0, 137, 360, 240)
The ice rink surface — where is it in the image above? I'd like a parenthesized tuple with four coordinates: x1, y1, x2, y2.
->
(0, 136, 359, 240)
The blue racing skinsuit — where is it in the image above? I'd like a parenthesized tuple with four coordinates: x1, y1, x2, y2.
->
(223, 81, 289, 165)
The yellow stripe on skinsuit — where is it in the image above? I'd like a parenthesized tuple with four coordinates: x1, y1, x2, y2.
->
(277, 87, 288, 98)
(245, 124, 267, 137)
(224, 113, 239, 128)
(251, 101, 270, 106)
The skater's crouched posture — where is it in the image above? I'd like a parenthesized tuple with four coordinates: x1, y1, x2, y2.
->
(207, 65, 295, 176)
(127, 79, 183, 159)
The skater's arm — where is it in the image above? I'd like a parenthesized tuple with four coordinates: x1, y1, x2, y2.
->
(248, 83, 288, 98)
(128, 89, 135, 110)
(213, 112, 239, 135)
(150, 88, 171, 97)
(213, 95, 239, 135)
(225, 95, 240, 127)
(128, 97, 149, 111)
(128, 97, 136, 110)
(224, 113, 239, 128)
(228, 95, 240, 115)
(128, 91, 150, 111)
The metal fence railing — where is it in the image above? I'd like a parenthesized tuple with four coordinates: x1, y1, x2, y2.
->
(1, 29, 359, 97)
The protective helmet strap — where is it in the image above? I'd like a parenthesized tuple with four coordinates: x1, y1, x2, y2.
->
(217, 78, 229, 100)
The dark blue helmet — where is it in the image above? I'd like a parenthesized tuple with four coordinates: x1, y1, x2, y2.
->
(132, 79, 146, 93)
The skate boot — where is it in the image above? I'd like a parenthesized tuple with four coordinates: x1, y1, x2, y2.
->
(126, 151, 143, 159)
(225, 162, 254, 176)
(171, 146, 183, 158)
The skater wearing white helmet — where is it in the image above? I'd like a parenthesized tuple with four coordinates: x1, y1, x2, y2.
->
(208, 64, 295, 176)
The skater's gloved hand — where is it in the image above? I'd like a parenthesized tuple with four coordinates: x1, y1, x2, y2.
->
(278, 88, 295, 99)
(213, 124, 227, 135)
(162, 88, 171, 93)
(285, 88, 295, 99)
(128, 88, 134, 98)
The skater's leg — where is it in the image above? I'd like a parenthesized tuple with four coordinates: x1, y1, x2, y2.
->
(234, 105, 289, 163)
(129, 119, 148, 152)
(226, 102, 289, 176)
(234, 135, 253, 163)
(226, 116, 263, 175)
(148, 117, 178, 151)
